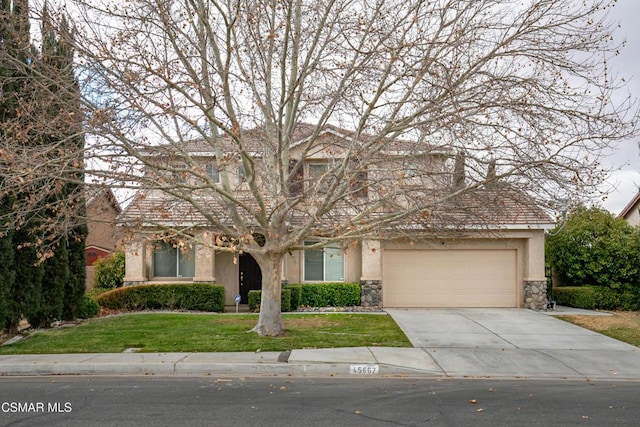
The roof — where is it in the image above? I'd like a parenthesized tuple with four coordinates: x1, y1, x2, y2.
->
(120, 124, 553, 232)
(118, 186, 554, 232)
(86, 188, 122, 214)
(618, 191, 640, 219)
(85, 245, 113, 253)
(140, 123, 451, 158)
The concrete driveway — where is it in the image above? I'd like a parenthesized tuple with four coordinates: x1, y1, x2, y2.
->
(386, 308, 640, 379)
(385, 308, 635, 350)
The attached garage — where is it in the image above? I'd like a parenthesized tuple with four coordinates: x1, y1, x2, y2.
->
(382, 245, 519, 308)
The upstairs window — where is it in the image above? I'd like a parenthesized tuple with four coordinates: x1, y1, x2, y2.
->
(171, 164, 188, 183)
(308, 162, 332, 193)
(308, 163, 329, 181)
(403, 160, 420, 178)
(237, 164, 246, 182)
(206, 164, 221, 183)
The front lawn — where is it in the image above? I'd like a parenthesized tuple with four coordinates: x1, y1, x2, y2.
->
(0, 312, 411, 354)
(558, 311, 640, 347)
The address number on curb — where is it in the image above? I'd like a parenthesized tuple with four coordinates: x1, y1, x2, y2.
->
(350, 365, 379, 375)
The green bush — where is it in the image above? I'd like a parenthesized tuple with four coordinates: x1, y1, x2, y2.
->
(546, 206, 640, 289)
(96, 283, 224, 312)
(93, 252, 126, 290)
(287, 285, 302, 311)
(618, 291, 640, 311)
(293, 283, 361, 307)
(78, 295, 100, 319)
(552, 286, 640, 311)
(248, 291, 260, 312)
(552, 286, 596, 309)
(248, 289, 292, 312)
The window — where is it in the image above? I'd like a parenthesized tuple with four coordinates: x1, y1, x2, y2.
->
(403, 160, 420, 178)
(206, 164, 220, 183)
(153, 241, 195, 278)
(172, 164, 188, 183)
(303, 241, 344, 282)
(308, 163, 328, 181)
(308, 162, 333, 193)
(237, 165, 246, 182)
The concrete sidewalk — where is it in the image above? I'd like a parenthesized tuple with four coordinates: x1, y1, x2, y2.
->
(0, 348, 441, 378)
(2, 345, 640, 380)
(1, 308, 639, 380)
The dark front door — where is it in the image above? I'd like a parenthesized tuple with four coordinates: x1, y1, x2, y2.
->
(239, 253, 262, 304)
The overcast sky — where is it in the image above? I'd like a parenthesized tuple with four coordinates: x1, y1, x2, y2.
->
(597, 0, 640, 215)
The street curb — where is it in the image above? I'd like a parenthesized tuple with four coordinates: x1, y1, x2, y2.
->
(0, 361, 438, 378)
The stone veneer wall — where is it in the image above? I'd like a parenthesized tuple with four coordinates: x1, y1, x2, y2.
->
(360, 280, 382, 308)
(523, 280, 548, 310)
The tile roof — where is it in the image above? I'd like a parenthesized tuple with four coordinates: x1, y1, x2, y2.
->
(120, 124, 553, 232)
(118, 185, 554, 232)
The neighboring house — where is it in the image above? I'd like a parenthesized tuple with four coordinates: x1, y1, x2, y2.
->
(86, 188, 122, 289)
(119, 125, 554, 309)
(618, 191, 640, 227)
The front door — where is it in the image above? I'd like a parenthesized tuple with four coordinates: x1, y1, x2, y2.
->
(239, 253, 262, 304)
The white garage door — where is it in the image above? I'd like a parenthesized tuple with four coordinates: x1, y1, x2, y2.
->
(383, 249, 517, 308)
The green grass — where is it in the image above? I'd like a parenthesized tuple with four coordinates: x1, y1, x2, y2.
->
(599, 327, 640, 347)
(557, 312, 640, 348)
(0, 313, 411, 354)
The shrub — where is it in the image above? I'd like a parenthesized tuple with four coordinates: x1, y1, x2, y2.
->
(552, 286, 640, 311)
(248, 289, 291, 312)
(546, 206, 640, 289)
(287, 285, 302, 311)
(93, 252, 126, 290)
(96, 283, 225, 312)
(551, 286, 596, 309)
(78, 295, 100, 319)
(293, 283, 361, 307)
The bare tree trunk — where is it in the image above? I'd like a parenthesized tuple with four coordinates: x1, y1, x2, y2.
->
(252, 252, 285, 337)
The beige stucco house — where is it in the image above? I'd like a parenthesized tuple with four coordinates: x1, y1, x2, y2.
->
(618, 191, 640, 227)
(119, 125, 554, 309)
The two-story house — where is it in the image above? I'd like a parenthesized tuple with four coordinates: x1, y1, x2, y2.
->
(118, 124, 553, 309)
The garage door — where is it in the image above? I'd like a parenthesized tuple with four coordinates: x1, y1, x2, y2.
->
(383, 249, 517, 308)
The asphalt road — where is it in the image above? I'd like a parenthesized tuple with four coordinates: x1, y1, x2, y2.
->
(0, 376, 638, 426)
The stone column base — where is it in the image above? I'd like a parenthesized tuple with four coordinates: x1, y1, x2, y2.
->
(360, 280, 382, 308)
(524, 280, 548, 310)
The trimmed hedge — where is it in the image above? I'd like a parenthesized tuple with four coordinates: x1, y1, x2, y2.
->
(551, 286, 596, 309)
(288, 283, 361, 308)
(287, 285, 301, 311)
(247, 283, 361, 312)
(552, 286, 640, 311)
(248, 289, 291, 312)
(96, 283, 225, 312)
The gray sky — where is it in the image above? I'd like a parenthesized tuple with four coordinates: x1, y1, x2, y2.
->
(597, 0, 640, 215)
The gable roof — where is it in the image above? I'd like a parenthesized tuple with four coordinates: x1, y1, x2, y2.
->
(86, 188, 122, 214)
(140, 123, 451, 158)
(618, 191, 640, 219)
(120, 124, 553, 232)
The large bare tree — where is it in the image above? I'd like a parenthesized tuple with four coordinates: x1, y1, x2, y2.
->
(2, 0, 637, 335)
